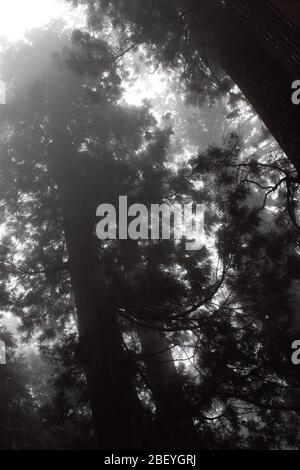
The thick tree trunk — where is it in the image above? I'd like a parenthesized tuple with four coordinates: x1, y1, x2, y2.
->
(138, 324, 182, 417)
(225, 0, 300, 78)
(49, 138, 144, 449)
(193, 0, 300, 173)
(137, 323, 195, 446)
(273, 0, 300, 27)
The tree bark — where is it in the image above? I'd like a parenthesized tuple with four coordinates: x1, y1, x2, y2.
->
(49, 135, 144, 449)
(137, 323, 195, 446)
(138, 324, 182, 417)
(225, 0, 300, 79)
(193, 0, 300, 173)
(273, 0, 300, 27)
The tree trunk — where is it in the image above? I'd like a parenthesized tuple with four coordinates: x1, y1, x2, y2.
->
(193, 0, 300, 173)
(225, 0, 300, 78)
(49, 136, 144, 449)
(138, 324, 181, 417)
(273, 0, 300, 27)
(137, 323, 195, 446)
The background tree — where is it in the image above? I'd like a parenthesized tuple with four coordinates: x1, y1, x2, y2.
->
(0, 328, 39, 449)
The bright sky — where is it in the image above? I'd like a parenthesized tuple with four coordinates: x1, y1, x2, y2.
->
(0, 0, 163, 106)
(0, 0, 84, 40)
(123, 73, 169, 107)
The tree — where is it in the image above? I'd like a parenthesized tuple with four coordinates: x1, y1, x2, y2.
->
(0, 328, 39, 449)
(74, 0, 300, 173)
(185, 134, 300, 448)
(0, 28, 147, 448)
(0, 27, 203, 448)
